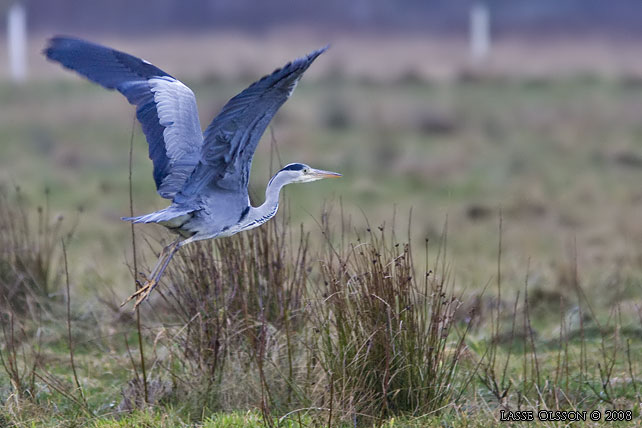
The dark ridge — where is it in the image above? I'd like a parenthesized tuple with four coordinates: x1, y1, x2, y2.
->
(281, 163, 305, 172)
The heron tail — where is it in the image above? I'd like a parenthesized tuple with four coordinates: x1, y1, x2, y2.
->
(121, 206, 195, 224)
(121, 213, 157, 223)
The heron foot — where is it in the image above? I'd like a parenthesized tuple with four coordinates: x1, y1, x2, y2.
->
(121, 239, 181, 309)
(121, 278, 158, 309)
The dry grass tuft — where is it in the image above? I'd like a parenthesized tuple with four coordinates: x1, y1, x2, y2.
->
(306, 220, 472, 424)
(150, 217, 310, 413)
(0, 188, 74, 316)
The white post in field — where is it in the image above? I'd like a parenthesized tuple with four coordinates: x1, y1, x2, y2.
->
(470, 1, 490, 62)
(7, 2, 27, 83)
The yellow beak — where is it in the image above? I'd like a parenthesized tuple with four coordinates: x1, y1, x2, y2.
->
(310, 168, 342, 179)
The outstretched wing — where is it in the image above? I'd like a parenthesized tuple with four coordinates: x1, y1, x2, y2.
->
(44, 36, 203, 200)
(176, 46, 328, 202)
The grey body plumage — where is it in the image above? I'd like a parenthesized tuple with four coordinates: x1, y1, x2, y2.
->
(44, 37, 340, 306)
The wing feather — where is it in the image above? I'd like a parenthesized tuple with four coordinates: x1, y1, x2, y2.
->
(44, 36, 203, 199)
(176, 46, 327, 202)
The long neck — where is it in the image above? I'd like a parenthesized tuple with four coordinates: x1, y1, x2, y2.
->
(245, 172, 289, 228)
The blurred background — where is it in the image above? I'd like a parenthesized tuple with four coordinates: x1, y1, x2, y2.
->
(2, 0, 642, 301)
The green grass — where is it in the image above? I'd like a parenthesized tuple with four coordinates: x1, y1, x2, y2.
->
(6, 406, 640, 427)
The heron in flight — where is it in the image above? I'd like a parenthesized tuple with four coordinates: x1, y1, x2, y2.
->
(44, 37, 339, 307)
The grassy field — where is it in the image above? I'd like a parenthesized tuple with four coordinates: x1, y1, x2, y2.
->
(3, 73, 642, 294)
(2, 50, 642, 426)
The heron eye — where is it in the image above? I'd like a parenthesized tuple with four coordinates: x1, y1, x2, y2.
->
(303, 168, 309, 173)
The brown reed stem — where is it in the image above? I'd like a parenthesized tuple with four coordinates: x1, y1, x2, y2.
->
(129, 115, 148, 404)
(62, 239, 87, 408)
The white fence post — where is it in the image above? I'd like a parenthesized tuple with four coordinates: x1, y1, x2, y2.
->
(470, 1, 490, 62)
(8, 1, 27, 83)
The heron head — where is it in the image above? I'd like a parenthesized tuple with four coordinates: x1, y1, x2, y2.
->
(278, 163, 342, 184)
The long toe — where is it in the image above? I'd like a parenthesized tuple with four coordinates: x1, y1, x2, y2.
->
(121, 281, 151, 307)
(134, 280, 157, 308)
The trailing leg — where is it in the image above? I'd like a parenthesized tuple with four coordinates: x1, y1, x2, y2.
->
(122, 239, 181, 307)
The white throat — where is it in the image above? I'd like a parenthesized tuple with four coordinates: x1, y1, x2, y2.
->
(235, 171, 291, 233)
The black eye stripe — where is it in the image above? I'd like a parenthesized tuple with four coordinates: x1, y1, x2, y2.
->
(281, 163, 305, 171)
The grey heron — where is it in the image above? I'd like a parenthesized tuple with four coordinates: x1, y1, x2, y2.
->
(44, 37, 340, 307)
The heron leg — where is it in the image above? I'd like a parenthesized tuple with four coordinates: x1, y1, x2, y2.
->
(122, 239, 181, 307)
(145, 240, 177, 281)
(133, 243, 182, 307)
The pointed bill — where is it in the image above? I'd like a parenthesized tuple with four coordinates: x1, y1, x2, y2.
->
(310, 168, 342, 179)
